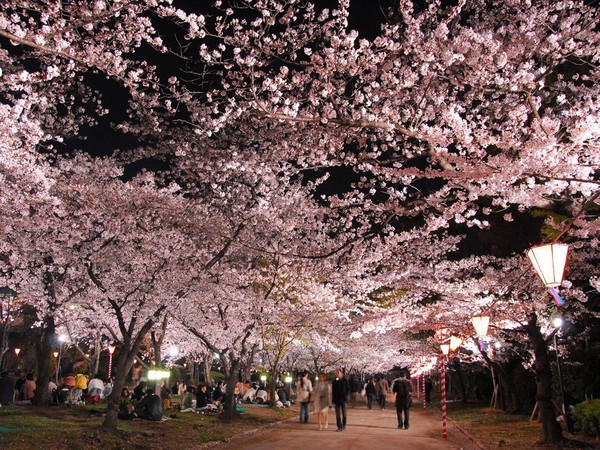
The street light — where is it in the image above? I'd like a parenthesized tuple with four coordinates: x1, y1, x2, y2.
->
(53, 350, 60, 382)
(553, 318, 574, 433)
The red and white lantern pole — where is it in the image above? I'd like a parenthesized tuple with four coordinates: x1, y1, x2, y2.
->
(440, 343, 450, 439)
(107, 344, 116, 379)
(422, 372, 426, 409)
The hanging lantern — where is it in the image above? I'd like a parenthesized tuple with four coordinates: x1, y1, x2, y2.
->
(53, 351, 59, 358)
(14, 347, 21, 356)
(471, 315, 490, 337)
(108, 344, 116, 355)
(435, 325, 449, 341)
(449, 336, 463, 352)
(527, 243, 569, 287)
(440, 343, 450, 356)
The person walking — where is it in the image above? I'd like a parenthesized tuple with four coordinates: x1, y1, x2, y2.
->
(393, 371, 412, 429)
(365, 378, 377, 410)
(376, 375, 389, 410)
(314, 373, 332, 430)
(297, 372, 313, 423)
(332, 368, 349, 431)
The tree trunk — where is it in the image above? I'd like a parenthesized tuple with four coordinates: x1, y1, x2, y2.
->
(221, 358, 240, 420)
(451, 358, 468, 404)
(479, 345, 523, 413)
(202, 351, 213, 386)
(240, 344, 258, 383)
(525, 313, 563, 444)
(91, 335, 101, 379)
(102, 348, 138, 430)
(32, 314, 55, 406)
(268, 367, 278, 407)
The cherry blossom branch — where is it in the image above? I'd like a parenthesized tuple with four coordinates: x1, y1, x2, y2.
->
(0, 30, 88, 67)
(204, 222, 245, 270)
(524, 174, 600, 185)
(553, 189, 600, 243)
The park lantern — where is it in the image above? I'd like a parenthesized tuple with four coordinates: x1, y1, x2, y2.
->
(471, 315, 490, 338)
(14, 347, 21, 356)
(435, 325, 448, 341)
(449, 336, 463, 352)
(527, 243, 569, 287)
(440, 343, 450, 356)
(472, 315, 490, 351)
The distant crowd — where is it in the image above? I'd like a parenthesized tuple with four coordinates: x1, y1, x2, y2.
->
(0, 366, 430, 429)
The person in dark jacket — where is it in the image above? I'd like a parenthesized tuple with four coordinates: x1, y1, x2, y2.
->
(134, 390, 163, 421)
(365, 378, 377, 410)
(195, 384, 210, 409)
(425, 377, 433, 404)
(132, 381, 147, 402)
(332, 368, 349, 431)
(0, 371, 14, 405)
(392, 371, 413, 429)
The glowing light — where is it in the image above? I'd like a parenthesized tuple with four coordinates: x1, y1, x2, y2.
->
(527, 243, 569, 287)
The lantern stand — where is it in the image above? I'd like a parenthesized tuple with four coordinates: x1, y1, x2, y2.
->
(107, 344, 116, 379)
(422, 371, 427, 409)
(440, 343, 450, 440)
(553, 318, 574, 433)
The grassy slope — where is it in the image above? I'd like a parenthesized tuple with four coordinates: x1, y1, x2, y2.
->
(447, 402, 599, 449)
(0, 401, 297, 450)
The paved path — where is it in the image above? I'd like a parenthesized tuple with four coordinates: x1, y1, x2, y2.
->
(215, 402, 481, 450)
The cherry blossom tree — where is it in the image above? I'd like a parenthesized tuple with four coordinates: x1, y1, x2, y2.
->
(1, 1, 599, 443)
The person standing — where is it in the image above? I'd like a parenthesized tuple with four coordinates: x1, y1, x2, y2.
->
(297, 372, 313, 423)
(425, 376, 433, 404)
(365, 378, 377, 410)
(314, 373, 332, 430)
(349, 374, 360, 408)
(393, 371, 412, 429)
(332, 368, 349, 431)
(376, 375, 389, 410)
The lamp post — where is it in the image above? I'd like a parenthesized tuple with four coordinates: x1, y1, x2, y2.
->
(107, 344, 115, 379)
(440, 343, 450, 439)
(285, 375, 292, 398)
(53, 351, 59, 383)
(553, 318, 574, 433)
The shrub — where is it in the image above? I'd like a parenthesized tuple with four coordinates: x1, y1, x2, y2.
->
(573, 399, 600, 436)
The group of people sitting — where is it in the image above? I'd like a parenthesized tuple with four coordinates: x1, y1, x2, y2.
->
(0, 371, 37, 405)
(56, 373, 113, 405)
(119, 380, 224, 420)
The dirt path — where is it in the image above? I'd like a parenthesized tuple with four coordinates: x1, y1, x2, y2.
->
(213, 403, 484, 450)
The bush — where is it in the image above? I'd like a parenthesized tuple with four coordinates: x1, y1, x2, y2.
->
(573, 399, 600, 436)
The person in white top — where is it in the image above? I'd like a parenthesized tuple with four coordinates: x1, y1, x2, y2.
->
(87, 377, 104, 397)
(297, 372, 313, 423)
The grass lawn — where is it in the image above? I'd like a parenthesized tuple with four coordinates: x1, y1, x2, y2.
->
(0, 401, 297, 450)
(446, 402, 600, 449)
